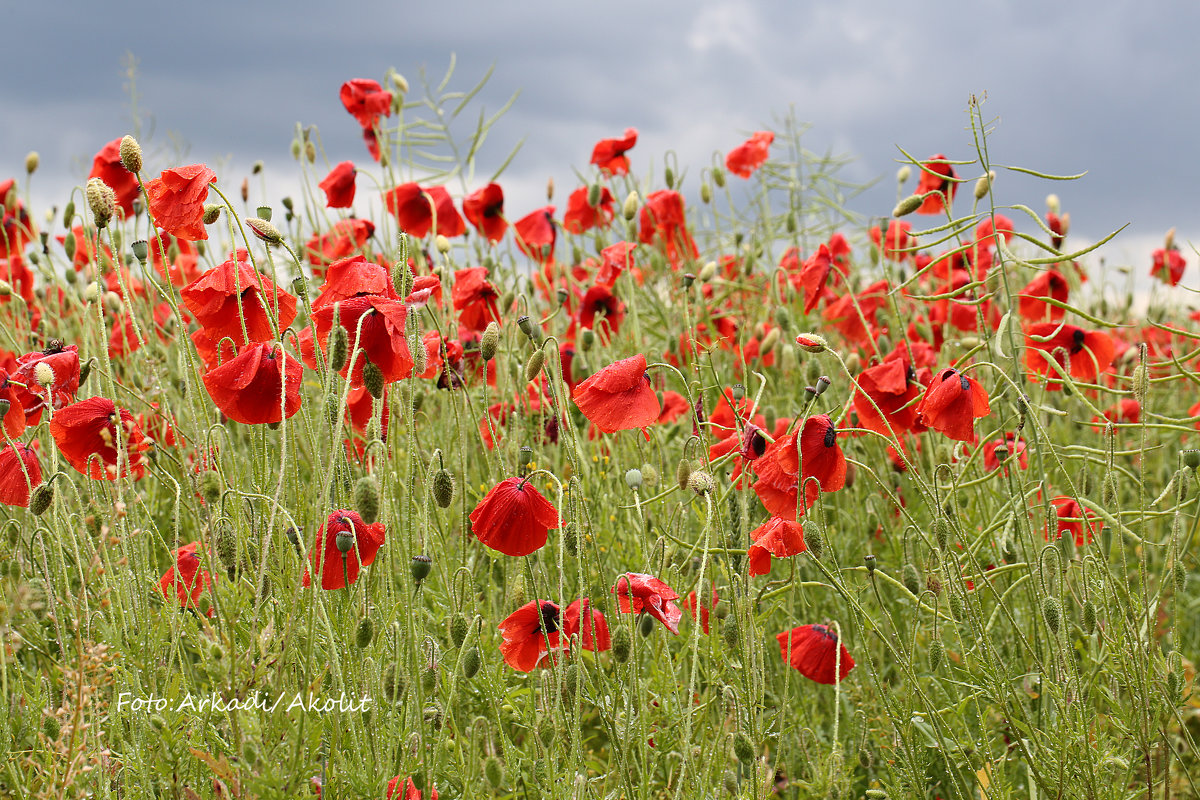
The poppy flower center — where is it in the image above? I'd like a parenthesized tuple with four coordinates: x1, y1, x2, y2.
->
(1070, 328, 1085, 354)
(538, 602, 561, 633)
(959, 375, 970, 392)
(822, 424, 836, 449)
(811, 624, 837, 641)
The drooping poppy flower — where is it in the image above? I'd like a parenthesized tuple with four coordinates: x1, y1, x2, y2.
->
(469, 476, 560, 557)
(795, 244, 840, 313)
(590, 127, 638, 176)
(916, 367, 991, 443)
(145, 164, 217, 241)
(305, 218, 376, 270)
(747, 517, 809, 577)
(914, 154, 957, 214)
(572, 353, 661, 434)
(1017, 270, 1070, 323)
(563, 186, 615, 234)
(159, 542, 214, 610)
(303, 510, 386, 590)
(202, 343, 303, 425)
(1024, 323, 1115, 390)
(726, 130, 774, 178)
(311, 254, 395, 311)
(1047, 495, 1099, 546)
(852, 359, 924, 438)
(385, 776, 437, 800)
(311, 294, 413, 387)
(982, 435, 1028, 472)
(0, 443, 41, 507)
(638, 190, 698, 268)
(1151, 248, 1186, 286)
(777, 624, 855, 684)
(87, 138, 140, 216)
(752, 414, 847, 517)
(1046, 211, 1068, 250)
(596, 241, 638, 287)
(613, 573, 682, 635)
(514, 206, 557, 263)
(498, 600, 564, 672)
(451, 266, 501, 333)
(318, 161, 357, 208)
(682, 584, 719, 634)
(11, 342, 81, 424)
(49, 397, 153, 480)
(180, 257, 298, 346)
(339, 78, 393, 129)
(975, 214, 1015, 250)
(383, 183, 465, 239)
(462, 183, 508, 243)
(564, 598, 611, 652)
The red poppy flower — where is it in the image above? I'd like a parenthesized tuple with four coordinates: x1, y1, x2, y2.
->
(572, 353, 661, 434)
(514, 206, 557, 263)
(1151, 248, 1186, 286)
(777, 624, 855, 684)
(145, 164, 217, 241)
(462, 183, 508, 243)
(49, 397, 153, 480)
(12, 343, 81, 424)
(982, 435, 1027, 472)
(1017, 270, 1069, 323)
(564, 598, 611, 651)
(385, 777, 437, 800)
(822, 280, 889, 345)
(311, 295, 414, 387)
(149, 232, 202, 287)
(451, 267, 501, 333)
(795, 244, 843, 313)
(0, 179, 34, 260)
(339, 78, 393, 129)
(852, 359, 924, 438)
(752, 414, 847, 517)
(1094, 398, 1140, 428)
(0, 369, 27, 439)
(563, 186, 615, 234)
(613, 573, 682, 634)
(682, 584, 719, 633)
(305, 218, 375, 270)
(638, 190, 698, 268)
(303, 510, 386, 590)
(0, 443, 41, 507)
(1047, 495, 1099, 546)
(870, 220, 914, 261)
(160, 542, 214, 609)
(312, 255, 395, 311)
(975, 215, 1015, 250)
(202, 343, 303, 425)
(596, 241, 638, 286)
(469, 476, 560, 557)
(726, 130, 774, 178)
(577, 284, 625, 339)
(1024, 323, 1115, 390)
(747, 517, 809, 577)
(88, 138, 140, 217)
(318, 161, 357, 208)
(499, 600, 564, 672)
(914, 154, 957, 214)
(181, 257, 298, 346)
(915, 368, 991, 443)
(590, 127, 638, 176)
(383, 183, 465, 239)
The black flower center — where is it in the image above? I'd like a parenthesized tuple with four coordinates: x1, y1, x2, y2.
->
(538, 601, 561, 634)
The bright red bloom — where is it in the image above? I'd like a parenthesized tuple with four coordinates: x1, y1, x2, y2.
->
(795, 244, 839, 313)
(311, 295, 414, 386)
(180, 257, 298, 346)
(0, 443, 41, 507)
(145, 164, 217, 241)
(312, 254, 395, 311)
(682, 584, 719, 634)
(88, 138, 140, 216)
(305, 218, 375, 270)
(982, 435, 1028, 472)
(870, 220, 914, 261)
(0, 179, 34, 260)
(613, 573, 682, 635)
(914, 154, 957, 214)
(563, 186, 615, 234)
(452, 267, 501, 333)
(1095, 398, 1140, 428)
(638, 190, 698, 268)
(1024, 323, 1115, 390)
(160, 542, 214, 609)
(469, 476, 560, 557)
(149, 232, 202, 287)
(748, 517, 808, 577)
(1047, 495, 1099, 546)
(318, 161, 357, 208)
(1151, 248, 1186, 286)
(564, 598, 611, 651)
(303, 510, 386, 590)
(777, 624, 855, 684)
(572, 353, 661, 434)
(590, 127, 638, 175)
(49, 397, 153, 480)
(596, 241, 638, 287)
(852, 359, 924, 438)
(462, 183, 508, 243)
(1017, 270, 1070, 323)
(499, 600, 564, 672)
(752, 414, 847, 517)
(202, 343, 303, 425)
(916, 368, 991, 443)
(822, 280, 889, 345)
(577, 284, 625, 338)
(0, 369, 26, 439)
(385, 776, 437, 800)
(514, 206, 557, 263)
(12, 343, 81, 424)
(339, 78, 393, 129)
(975, 214, 1015, 250)
(726, 130, 774, 178)
(383, 183, 465, 239)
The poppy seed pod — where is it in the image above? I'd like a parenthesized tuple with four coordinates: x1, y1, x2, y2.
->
(687, 470, 716, 495)
(863, 554, 876, 577)
(624, 468, 643, 491)
(411, 554, 433, 583)
(335, 531, 355, 554)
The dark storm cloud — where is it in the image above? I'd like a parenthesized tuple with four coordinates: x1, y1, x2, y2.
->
(2, 0, 1196, 267)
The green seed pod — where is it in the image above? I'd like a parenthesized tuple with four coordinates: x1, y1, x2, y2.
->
(687, 470, 716, 495)
(733, 732, 755, 764)
(450, 613, 469, 648)
(1184, 449, 1200, 470)
(864, 554, 877, 577)
(676, 458, 693, 491)
(29, 484, 54, 516)
(432, 468, 455, 509)
(484, 756, 504, 788)
(902, 564, 921, 596)
(624, 468, 644, 491)
(411, 554, 433, 583)
(721, 613, 739, 651)
(928, 638, 945, 671)
(461, 647, 481, 680)
(1042, 597, 1061, 634)
(362, 360, 385, 399)
(612, 625, 632, 663)
(1082, 600, 1097, 634)
(353, 475, 381, 524)
(328, 325, 349, 373)
(524, 348, 546, 383)
(355, 617, 373, 648)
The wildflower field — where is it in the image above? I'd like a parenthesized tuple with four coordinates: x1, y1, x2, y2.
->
(1, 65, 1198, 799)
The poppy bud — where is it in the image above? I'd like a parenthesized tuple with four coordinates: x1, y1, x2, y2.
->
(896, 165, 912, 185)
(863, 554, 877, 577)
(664, 165, 675, 189)
(933, 518, 950, 551)
(721, 614, 739, 650)
(383, 662, 404, 702)
(0, 283, 9, 299)
(697, 260, 717, 282)
(335, 531, 355, 554)
(622, 191, 639, 221)
(625, 468, 643, 491)
(712, 167, 726, 188)
(902, 564, 921, 596)
(733, 732, 755, 764)
(422, 662, 439, 694)
(484, 757, 504, 788)
(795, 333, 828, 353)
(687, 470, 716, 495)
(355, 616, 373, 648)
(480, 322, 500, 361)
(432, 468, 455, 508)
(363, 360, 385, 399)
(202, 204, 221, 225)
(411, 554, 432, 583)
(1132, 362, 1148, 404)
(974, 170, 995, 200)
(247, 217, 283, 245)
(892, 194, 924, 218)
(461, 646, 481, 680)
(1042, 597, 1060, 634)
(612, 625, 632, 662)
(354, 476, 381, 524)
(83, 281, 100, 303)
(1173, 563, 1187, 592)
(327, 325, 349, 373)
(450, 613, 469, 648)
(86, 178, 116, 229)
(682, 273, 695, 289)
(760, 327, 780, 353)
(29, 484, 54, 517)
(949, 593, 967, 621)
(676, 458, 693, 491)
(700, 182, 712, 204)
(1100, 525, 1113, 555)
(43, 714, 61, 741)
(524, 348, 545, 383)
(638, 612, 655, 637)
(1081, 600, 1097, 634)
(25, 151, 39, 175)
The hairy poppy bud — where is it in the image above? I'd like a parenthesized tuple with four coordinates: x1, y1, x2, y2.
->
(25, 151, 39, 175)
(897, 165, 912, 185)
(700, 182, 712, 204)
(688, 470, 716, 495)
(1042, 597, 1060, 634)
(461, 646, 481, 680)
(450, 613, 469, 648)
(435, 234, 450, 256)
(201, 204, 221, 225)
(62, 200, 75, 228)
(698, 260, 718, 282)
(432, 468, 455, 508)
(721, 614, 739, 650)
(795, 333, 828, 353)
(902, 564, 921, 596)
(355, 616, 373, 648)
(422, 663, 439, 694)
(933, 517, 950, 551)
(86, 178, 116, 229)
(43, 714, 61, 741)
(484, 757, 504, 788)
(676, 458, 693, 491)
(638, 612, 655, 637)
(974, 170, 995, 200)
(612, 625, 632, 662)
(480, 322, 500, 361)
(354, 476, 381, 524)
(524, 348, 545, 383)
(733, 732, 755, 764)
(363, 360, 385, 399)
(247, 217, 283, 244)
(411, 554, 432, 583)
(1131, 362, 1149, 404)
(622, 191, 639, 221)
(29, 484, 54, 516)
(760, 327, 780, 353)
(1081, 600, 1097, 634)
(949, 593, 967, 621)
(928, 638, 945, 671)
(328, 325, 349, 373)
(1173, 563, 1187, 592)
(383, 663, 404, 703)
(712, 167, 726, 188)
(893, 194, 924, 218)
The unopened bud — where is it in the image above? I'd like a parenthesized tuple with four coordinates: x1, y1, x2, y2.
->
(119, 135, 143, 173)
(480, 322, 500, 360)
(449, 613, 469, 648)
(29, 484, 54, 516)
(1042, 597, 1061, 634)
(612, 625, 631, 662)
(676, 458, 693, 491)
(733, 732, 755, 765)
(546, 176, 554, 201)
(698, 261, 718, 282)
(712, 167, 726, 188)
(795, 333, 828, 353)
(25, 151, 39, 175)
(897, 166, 912, 185)
(721, 614, 739, 650)
(435, 234, 450, 255)
(202, 204, 222, 225)
(902, 564, 921, 596)
(354, 475, 381, 524)
(86, 178, 116, 229)
(461, 646, 481, 680)
(1165, 227, 1176, 251)
(1131, 362, 1148, 404)
(760, 327, 780, 353)
(328, 325, 349, 373)
(928, 638, 945, 671)
(524, 348, 546, 383)
(246, 217, 283, 244)
(432, 468, 455, 508)
(893, 194, 924, 218)
(363, 360, 385, 399)
(974, 170, 995, 200)
(622, 191, 639, 221)
(1081, 600, 1097, 634)
(355, 616, 374, 648)
(199, 470, 222, 506)
(700, 182, 712, 204)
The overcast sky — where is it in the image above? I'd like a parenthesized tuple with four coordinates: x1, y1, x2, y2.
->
(3, 0, 1196, 289)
